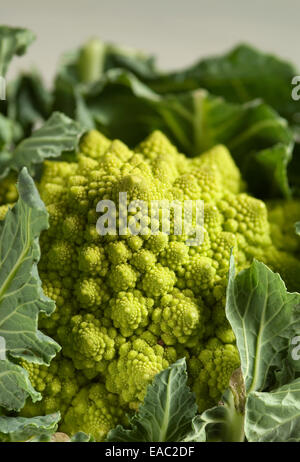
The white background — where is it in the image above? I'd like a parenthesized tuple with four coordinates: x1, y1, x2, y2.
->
(2, 0, 300, 83)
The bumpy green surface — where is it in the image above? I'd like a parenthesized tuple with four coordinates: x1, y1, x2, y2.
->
(15, 129, 300, 440)
(0, 173, 18, 205)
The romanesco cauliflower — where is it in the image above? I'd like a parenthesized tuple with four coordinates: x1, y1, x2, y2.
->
(5, 129, 300, 440)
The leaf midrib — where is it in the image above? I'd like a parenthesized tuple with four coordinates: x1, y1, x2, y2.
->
(248, 272, 269, 393)
(158, 372, 172, 441)
(0, 208, 32, 326)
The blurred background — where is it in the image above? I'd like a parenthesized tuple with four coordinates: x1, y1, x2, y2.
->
(2, 0, 300, 82)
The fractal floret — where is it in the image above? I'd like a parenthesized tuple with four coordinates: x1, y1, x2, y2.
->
(17, 129, 300, 440)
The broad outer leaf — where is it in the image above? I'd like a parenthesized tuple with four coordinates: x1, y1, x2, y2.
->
(0, 115, 20, 181)
(0, 26, 35, 76)
(56, 40, 299, 124)
(31, 431, 94, 442)
(6, 71, 52, 139)
(151, 44, 299, 126)
(55, 37, 156, 88)
(0, 167, 60, 363)
(296, 222, 300, 235)
(288, 140, 300, 197)
(245, 378, 300, 442)
(6, 111, 85, 174)
(55, 62, 293, 198)
(197, 388, 245, 443)
(181, 416, 207, 442)
(0, 412, 60, 442)
(184, 369, 246, 442)
(226, 256, 300, 394)
(0, 360, 40, 411)
(0, 168, 60, 411)
(0, 114, 15, 151)
(107, 358, 198, 442)
(274, 358, 300, 388)
(70, 432, 95, 442)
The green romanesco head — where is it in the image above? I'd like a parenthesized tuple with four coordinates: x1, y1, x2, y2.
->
(152, 288, 205, 346)
(20, 355, 86, 417)
(57, 313, 117, 378)
(60, 383, 127, 442)
(14, 129, 300, 441)
(0, 204, 12, 220)
(267, 199, 300, 255)
(0, 173, 18, 206)
(189, 338, 240, 412)
(105, 338, 171, 409)
(108, 290, 153, 337)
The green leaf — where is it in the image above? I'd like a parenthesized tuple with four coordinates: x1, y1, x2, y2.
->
(54, 61, 293, 198)
(0, 168, 60, 410)
(0, 114, 15, 151)
(0, 412, 60, 442)
(181, 416, 207, 442)
(58, 40, 300, 124)
(245, 378, 300, 442)
(0, 112, 85, 178)
(296, 222, 300, 235)
(0, 26, 35, 77)
(6, 71, 52, 139)
(288, 136, 300, 197)
(70, 432, 95, 442)
(196, 389, 245, 442)
(273, 358, 299, 389)
(57, 37, 156, 85)
(30, 430, 95, 442)
(225, 255, 300, 394)
(148, 44, 300, 126)
(0, 361, 41, 411)
(158, 91, 293, 198)
(107, 358, 198, 442)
